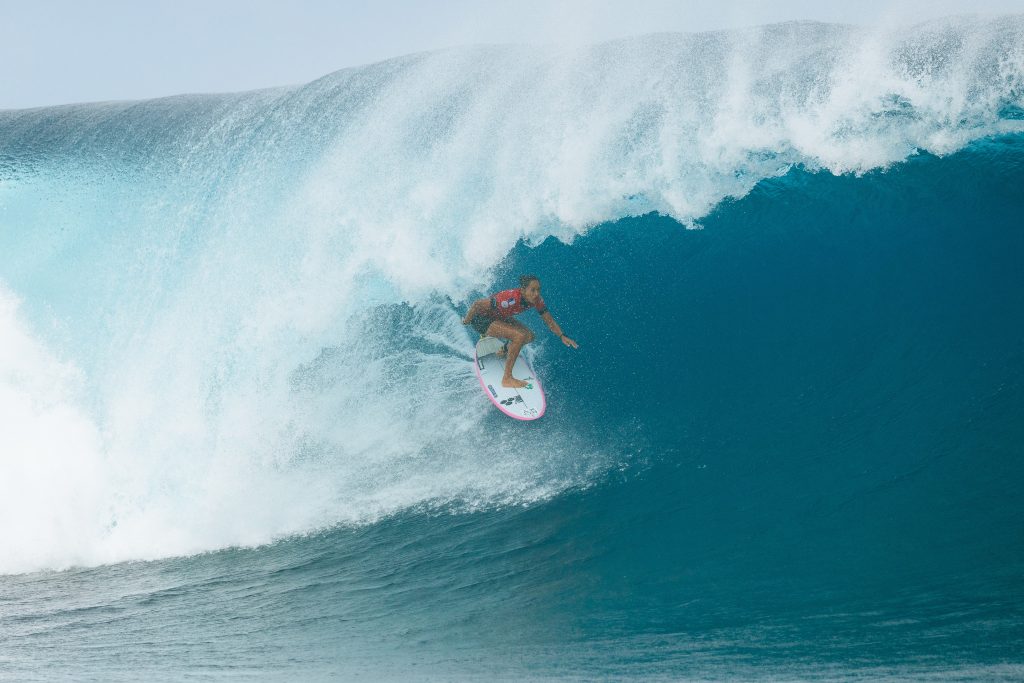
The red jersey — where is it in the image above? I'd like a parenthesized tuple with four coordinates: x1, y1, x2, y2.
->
(490, 288, 547, 318)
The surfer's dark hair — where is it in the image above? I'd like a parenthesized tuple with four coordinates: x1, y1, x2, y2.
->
(519, 274, 540, 288)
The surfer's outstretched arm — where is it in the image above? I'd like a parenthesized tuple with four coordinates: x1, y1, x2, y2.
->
(540, 311, 578, 348)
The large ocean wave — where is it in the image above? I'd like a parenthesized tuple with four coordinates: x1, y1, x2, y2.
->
(1, 16, 1023, 576)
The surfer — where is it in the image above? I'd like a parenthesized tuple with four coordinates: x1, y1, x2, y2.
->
(462, 275, 579, 389)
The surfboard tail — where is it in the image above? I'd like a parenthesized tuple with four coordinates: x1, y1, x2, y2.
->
(476, 336, 505, 358)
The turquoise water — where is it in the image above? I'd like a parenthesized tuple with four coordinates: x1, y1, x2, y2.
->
(2, 18, 1023, 681)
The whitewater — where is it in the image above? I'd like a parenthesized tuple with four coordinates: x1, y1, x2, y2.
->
(2, 16, 1023, 680)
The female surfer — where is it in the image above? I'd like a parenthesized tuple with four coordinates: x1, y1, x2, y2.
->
(462, 275, 579, 388)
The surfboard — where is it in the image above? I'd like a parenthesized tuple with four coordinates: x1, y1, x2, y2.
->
(473, 336, 546, 420)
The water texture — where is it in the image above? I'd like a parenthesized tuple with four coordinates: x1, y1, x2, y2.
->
(1, 17, 1022, 680)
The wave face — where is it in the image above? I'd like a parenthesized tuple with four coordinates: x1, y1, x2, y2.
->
(1, 17, 1024, 679)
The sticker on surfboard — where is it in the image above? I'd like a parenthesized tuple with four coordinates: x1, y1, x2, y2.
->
(473, 336, 546, 420)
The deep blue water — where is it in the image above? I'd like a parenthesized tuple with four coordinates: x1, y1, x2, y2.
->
(2, 19, 1024, 681)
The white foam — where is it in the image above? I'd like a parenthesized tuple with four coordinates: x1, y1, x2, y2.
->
(0, 287, 109, 572)
(0, 282, 608, 574)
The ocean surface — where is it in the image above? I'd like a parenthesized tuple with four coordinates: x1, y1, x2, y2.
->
(2, 17, 1023, 681)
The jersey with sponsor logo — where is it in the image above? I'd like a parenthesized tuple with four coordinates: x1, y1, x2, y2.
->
(490, 288, 547, 318)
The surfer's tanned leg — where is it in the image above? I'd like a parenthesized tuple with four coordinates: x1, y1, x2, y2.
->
(484, 319, 534, 389)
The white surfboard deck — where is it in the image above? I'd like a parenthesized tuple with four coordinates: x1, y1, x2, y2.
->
(474, 336, 546, 420)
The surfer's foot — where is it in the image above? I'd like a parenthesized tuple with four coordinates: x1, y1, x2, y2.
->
(502, 376, 529, 389)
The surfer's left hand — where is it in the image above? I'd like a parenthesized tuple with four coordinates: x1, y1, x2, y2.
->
(561, 334, 579, 349)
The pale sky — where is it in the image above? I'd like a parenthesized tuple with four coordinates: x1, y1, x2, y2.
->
(2, 0, 1023, 110)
